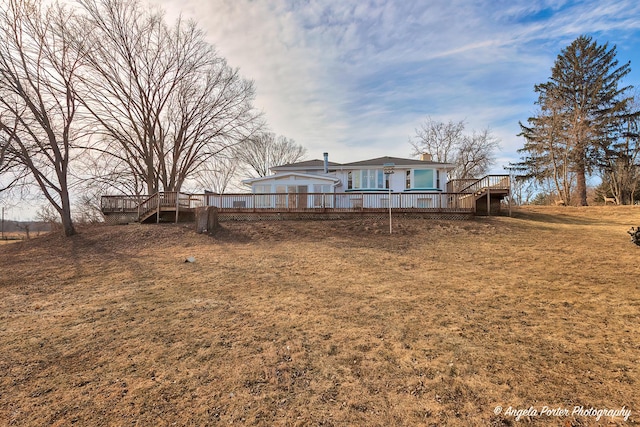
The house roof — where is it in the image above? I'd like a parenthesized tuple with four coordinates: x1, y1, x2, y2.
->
(271, 159, 342, 170)
(341, 156, 452, 168)
(242, 172, 341, 186)
(272, 156, 454, 170)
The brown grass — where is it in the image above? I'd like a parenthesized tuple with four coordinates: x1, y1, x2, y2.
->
(1, 206, 639, 426)
(0, 232, 30, 245)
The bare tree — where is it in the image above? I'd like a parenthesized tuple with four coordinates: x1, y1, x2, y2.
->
(75, 0, 261, 195)
(0, 133, 27, 193)
(0, 0, 80, 236)
(195, 154, 240, 194)
(457, 129, 500, 179)
(410, 117, 499, 179)
(74, 146, 145, 196)
(410, 117, 464, 165)
(236, 132, 307, 178)
(600, 94, 640, 205)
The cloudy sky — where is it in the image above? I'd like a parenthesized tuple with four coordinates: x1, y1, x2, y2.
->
(155, 0, 640, 170)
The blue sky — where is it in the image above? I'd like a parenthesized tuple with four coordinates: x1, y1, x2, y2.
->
(157, 0, 640, 170)
(3, 0, 640, 220)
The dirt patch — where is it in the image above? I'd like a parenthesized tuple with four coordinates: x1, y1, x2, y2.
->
(1, 207, 638, 426)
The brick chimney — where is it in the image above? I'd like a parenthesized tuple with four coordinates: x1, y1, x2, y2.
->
(420, 153, 432, 161)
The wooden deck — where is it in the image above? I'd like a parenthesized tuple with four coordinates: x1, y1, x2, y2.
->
(101, 175, 511, 223)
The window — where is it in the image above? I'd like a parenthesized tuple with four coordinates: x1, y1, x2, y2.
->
(275, 185, 287, 208)
(348, 169, 386, 190)
(313, 184, 332, 207)
(354, 171, 361, 188)
(414, 170, 434, 189)
(254, 185, 271, 207)
(405, 169, 437, 190)
(361, 169, 371, 188)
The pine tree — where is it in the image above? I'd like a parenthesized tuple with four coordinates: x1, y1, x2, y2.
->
(517, 35, 634, 205)
(517, 88, 574, 204)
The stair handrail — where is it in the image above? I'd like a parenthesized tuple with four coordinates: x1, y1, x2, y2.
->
(137, 192, 160, 220)
(458, 175, 510, 194)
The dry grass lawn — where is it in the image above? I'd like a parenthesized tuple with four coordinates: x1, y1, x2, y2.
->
(1, 206, 639, 426)
(0, 232, 30, 245)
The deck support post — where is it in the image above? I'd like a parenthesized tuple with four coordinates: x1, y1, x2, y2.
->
(487, 188, 491, 216)
(175, 192, 179, 224)
(156, 192, 160, 224)
(383, 163, 395, 234)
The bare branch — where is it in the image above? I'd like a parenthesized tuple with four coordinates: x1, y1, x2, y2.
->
(410, 117, 499, 179)
(236, 132, 307, 178)
(74, 0, 261, 194)
(0, 0, 79, 235)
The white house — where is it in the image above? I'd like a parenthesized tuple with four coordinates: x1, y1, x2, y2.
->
(240, 154, 456, 209)
(100, 154, 510, 222)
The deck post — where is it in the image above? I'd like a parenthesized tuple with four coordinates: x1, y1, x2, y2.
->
(156, 192, 160, 224)
(487, 188, 491, 216)
(175, 192, 179, 223)
(383, 163, 395, 234)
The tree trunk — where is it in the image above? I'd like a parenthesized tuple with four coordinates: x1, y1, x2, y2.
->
(576, 164, 588, 206)
(60, 189, 76, 237)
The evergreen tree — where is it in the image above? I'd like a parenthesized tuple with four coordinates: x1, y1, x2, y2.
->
(516, 35, 634, 205)
(518, 89, 574, 204)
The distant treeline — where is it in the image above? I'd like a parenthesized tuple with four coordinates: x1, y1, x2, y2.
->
(1, 221, 51, 234)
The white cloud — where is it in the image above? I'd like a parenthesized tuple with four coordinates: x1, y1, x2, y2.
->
(151, 0, 640, 169)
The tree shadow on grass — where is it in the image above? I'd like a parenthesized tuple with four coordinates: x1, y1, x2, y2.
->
(510, 210, 602, 226)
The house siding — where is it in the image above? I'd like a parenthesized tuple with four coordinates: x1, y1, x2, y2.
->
(242, 156, 454, 209)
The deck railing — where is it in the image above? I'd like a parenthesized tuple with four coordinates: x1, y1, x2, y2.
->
(192, 192, 475, 211)
(447, 179, 478, 193)
(453, 175, 510, 194)
(101, 191, 478, 218)
(102, 192, 193, 219)
(101, 194, 149, 213)
(101, 175, 512, 221)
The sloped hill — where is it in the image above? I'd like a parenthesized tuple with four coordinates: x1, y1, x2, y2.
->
(1, 209, 638, 426)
